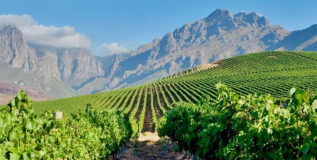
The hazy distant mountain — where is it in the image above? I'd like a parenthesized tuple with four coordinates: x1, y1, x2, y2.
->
(268, 24, 317, 51)
(1, 9, 317, 99)
(0, 25, 103, 98)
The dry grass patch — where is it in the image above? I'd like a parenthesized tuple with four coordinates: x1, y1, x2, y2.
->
(268, 55, 277, 58)
(199, 61, 220, 70)
(137, 132, 160, 143)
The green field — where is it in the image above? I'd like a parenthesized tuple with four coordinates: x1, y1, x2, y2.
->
(33, 51, 317, 132)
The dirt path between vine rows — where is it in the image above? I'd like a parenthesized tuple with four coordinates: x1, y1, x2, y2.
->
(111, 132, 193, 160)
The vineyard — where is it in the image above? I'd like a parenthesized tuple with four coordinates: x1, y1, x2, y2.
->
(158, 83, 317, 159)
(34, 51, 317, 132)
(0, 91, 136, 159)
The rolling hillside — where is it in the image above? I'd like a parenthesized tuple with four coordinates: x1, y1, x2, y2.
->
(33, 51, 317, 132)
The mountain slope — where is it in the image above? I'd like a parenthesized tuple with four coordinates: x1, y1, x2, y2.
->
(93, 9, 292, 91)
(0, 81, 52, 104)
(57, 48, 104, 87)
(268, 24, 317, 51)
(0, 26, 107, 98)
(2, 9, 317, 97)
(0, 26, 77, 98)
(0, 25, 37, 72)
(34, 51, 317, 131)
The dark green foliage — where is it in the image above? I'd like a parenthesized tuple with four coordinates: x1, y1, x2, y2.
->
(159, 83, 317, 159)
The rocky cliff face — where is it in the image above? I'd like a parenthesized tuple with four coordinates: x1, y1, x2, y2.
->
(0, 25, 37, 72)
(58, 48, 104, 87)
(0, 25, 104, 97)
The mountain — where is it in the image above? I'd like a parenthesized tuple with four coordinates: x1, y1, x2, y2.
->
(0, 25, 37, 72)
(95, 9, 290, 91)
(58, 48, 104, 87)
(268, 24, 317, 51)
(0, 25, 106, 99)
(1, 9, 317, 98)
(0, 26, 75, 99)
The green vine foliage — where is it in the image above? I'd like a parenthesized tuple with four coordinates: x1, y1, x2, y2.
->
(0, 90, 136, 159)
(158, 83, 317, 159)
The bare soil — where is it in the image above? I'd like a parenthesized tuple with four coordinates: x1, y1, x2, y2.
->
(160, 85, 173, 104)
(111, 132, 193, 160)
(197, 61, 220, 71)
(152, 87, 162, 119)
(142, 87, 153, 132)
(171, 84, 186, 101)
(155, 86, 169, 112)
(0, 81, 52, 104)
(135, 88, 146, 120)
(165, 85, 179, 102)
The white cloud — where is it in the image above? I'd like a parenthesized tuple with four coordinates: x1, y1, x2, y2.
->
(101, 42, 129, 55)
(0, 14, 90, 48)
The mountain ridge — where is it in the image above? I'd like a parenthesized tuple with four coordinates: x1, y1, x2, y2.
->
(101, 9, 290, 90)
(1, 9, 317, 98)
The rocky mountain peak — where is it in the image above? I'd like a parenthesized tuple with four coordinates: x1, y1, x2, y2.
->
(0, 25, 37, 72)
(206, 9, 233, 22)
(0, 25, 24, 44)
(0, 25, 22, 35)
(234, 11, 270, 27)
(207, 9, 232, 18)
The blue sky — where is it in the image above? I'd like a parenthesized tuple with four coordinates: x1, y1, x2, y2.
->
(1, 0, 317, 56)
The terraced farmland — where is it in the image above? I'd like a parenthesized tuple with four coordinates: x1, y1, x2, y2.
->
(33, 51, 317, 132)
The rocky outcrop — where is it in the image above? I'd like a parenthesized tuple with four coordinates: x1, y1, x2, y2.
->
(0, 26, 105, 97)
(29, 45, 61, 81)
(58, 48, 104, 87)
(0, 25, 37, 72)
